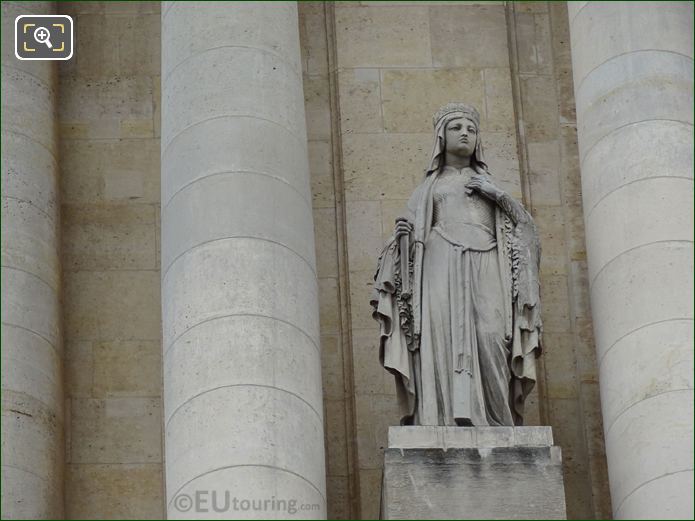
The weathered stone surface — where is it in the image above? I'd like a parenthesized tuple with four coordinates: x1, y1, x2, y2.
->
(161, 4, 326, 518)
(382, 427, 566, 519)
(335, 6, 432, 68)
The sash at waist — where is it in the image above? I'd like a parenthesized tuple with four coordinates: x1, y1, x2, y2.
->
(431, 222, 496, 251)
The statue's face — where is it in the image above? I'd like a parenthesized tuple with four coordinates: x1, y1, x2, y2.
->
(444, 117, 477, 158)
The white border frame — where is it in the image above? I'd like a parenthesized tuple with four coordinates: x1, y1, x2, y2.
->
(15, 14, 74, 61)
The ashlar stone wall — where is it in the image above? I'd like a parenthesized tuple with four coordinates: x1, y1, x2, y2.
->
(52, 2, 611, 519)
(58, 2, 164, 518)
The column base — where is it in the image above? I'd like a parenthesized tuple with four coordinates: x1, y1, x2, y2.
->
(381, 426, 567, 520)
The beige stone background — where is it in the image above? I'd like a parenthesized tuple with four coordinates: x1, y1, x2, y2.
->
(55, 1, 610, 519)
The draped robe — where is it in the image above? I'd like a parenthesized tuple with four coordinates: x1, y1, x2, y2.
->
(370, 169, 542, 426)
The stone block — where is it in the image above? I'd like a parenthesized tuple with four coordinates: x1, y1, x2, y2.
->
(299, 2, 329, 76)
(313, 207, 339, 278)
(60, 138, 160, 204)
(325, 398, 349, 477)
(65, 340, 93, 398)
(326, 476, 351, 519)
(382, 427, 566, 519)
(480, 130, 522, 198)
(319, 277, 341, 335)
(66, 463, 163, 519)
(348, 271, 378, 329)
(338, 68, 383, 134)
(308, 139, 335, 209)
(304, 74, 332, 140)
(73, 14, 120, 78)
(335, 6, 432, 68)
(64, 270, 161, 341)
(514, 2, 547, 14)
(70, 397, 162, 463)
(351, 329, 393, 396)
(117, 14, 161, 77)
(120, 118, 154, 138)
(354, 394, 401, 470)
(60, 1, 160, 15)
(482, 68, 515, 132)
(520, 75, 559, 142)
(320, 334, 344, 401)
(346, 200, 384, 272)
(62, 203, 156, 271)
(381, 69, 484, 134)
(342, 133, 429, 202)
(58, 76, 153, 140)
(429, 5, 509, 68)
(93, 341, 161, 398)
(537, 273, 571, 334)
(388, 426, 554, 449)
(527, 141, 561, 206)
(359, 468, 382, 521)
(542, 332, 579, 400)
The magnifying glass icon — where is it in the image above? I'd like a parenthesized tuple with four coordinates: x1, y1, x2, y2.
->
(33, 26, 53, 49)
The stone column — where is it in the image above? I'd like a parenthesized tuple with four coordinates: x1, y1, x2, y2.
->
(161, 2, 325, 518)
(1, 1, 64, 519)
(568, 2, 694, 519)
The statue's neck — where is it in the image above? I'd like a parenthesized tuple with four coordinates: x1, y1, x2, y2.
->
(444, 152, 471, 169)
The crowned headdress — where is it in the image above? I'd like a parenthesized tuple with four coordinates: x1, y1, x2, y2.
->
(432, 102, 481, 129)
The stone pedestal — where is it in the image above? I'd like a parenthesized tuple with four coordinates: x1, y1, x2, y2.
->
(381, 427, 566, 520)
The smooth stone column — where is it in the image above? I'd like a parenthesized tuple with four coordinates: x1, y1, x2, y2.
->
(568, 2, 694, 519)
(1, 1, 64, 518)
(161, 2, 325, 519)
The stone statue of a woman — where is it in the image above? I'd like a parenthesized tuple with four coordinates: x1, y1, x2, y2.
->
(371, 103, 542, 427)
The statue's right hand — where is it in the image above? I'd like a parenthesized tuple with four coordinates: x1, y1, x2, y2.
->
(394, 217, 413, 240)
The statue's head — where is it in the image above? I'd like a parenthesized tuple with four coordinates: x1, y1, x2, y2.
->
(426, 102, 488, 176)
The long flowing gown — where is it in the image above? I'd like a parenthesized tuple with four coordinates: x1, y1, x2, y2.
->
(371, 166, 542, 427)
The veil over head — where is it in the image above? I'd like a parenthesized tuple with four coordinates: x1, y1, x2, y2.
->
(425, 102, 488, 177)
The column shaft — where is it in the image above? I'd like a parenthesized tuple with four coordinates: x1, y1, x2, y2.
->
(161, 2, 326, 518)
(568, 2, 694, 519)
(1, 2, 64, 518)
